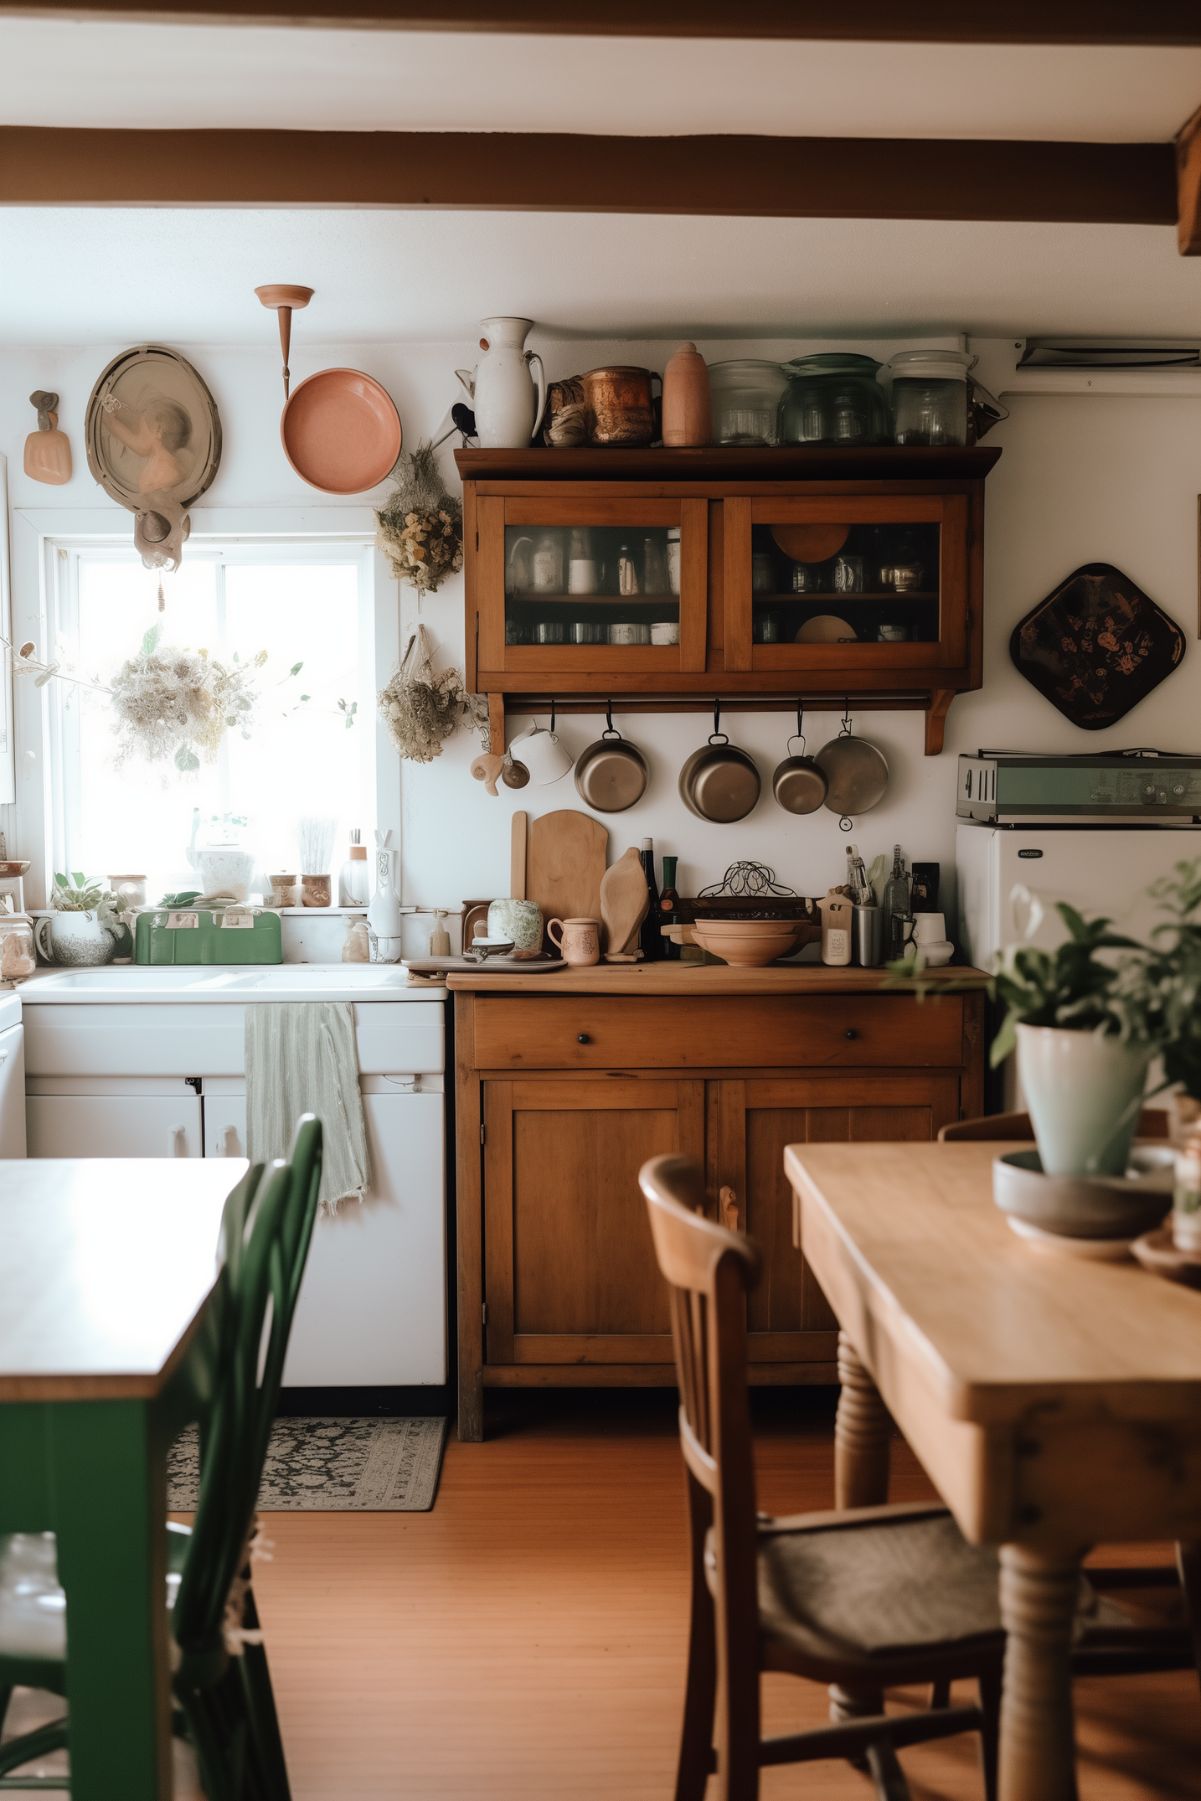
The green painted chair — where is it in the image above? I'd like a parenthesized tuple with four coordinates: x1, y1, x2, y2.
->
(0, 1114, 323, 1799)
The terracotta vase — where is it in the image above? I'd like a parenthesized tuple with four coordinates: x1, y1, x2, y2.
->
(661, 342, 712, 448)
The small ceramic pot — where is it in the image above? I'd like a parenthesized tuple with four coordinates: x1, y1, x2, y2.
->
(269, 873, 299, 908)
(301, 874, 332, 908)
(1017, 1023, 1151, 1177)
(546, 916, 601, 967)
(488, 897, 543, 961)
(195, 846, 256, 902)
(34, 911, 117, 967)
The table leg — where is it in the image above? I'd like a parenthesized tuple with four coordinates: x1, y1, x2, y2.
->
(830, 1332, 892, 1730)
(834, 1330, 891, 1509)
(51, 1400, 172, 1801)
(998, 1544, 1082, 1801)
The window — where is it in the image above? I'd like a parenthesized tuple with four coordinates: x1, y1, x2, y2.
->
(48, 539, 377, 899)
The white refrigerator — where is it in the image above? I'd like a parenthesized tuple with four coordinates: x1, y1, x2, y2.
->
(956, 822, 1201, 1110)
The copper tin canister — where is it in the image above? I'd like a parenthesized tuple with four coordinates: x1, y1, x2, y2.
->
(581, 366, 660, 446)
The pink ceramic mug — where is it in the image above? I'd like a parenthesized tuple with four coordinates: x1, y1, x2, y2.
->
(546, 916, 601, 967)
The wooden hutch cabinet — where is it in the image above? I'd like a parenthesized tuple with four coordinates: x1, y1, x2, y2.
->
(457, 445, 1000, 753)
(452, 973, 985, 1440)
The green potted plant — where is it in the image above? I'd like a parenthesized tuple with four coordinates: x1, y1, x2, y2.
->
(35, 873, 128, 968)
(990, 902, 1153, 1176)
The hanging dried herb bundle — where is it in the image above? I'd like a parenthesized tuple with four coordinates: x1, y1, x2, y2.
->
(378, 625, 486, 763)
(375, 440, 464, 594)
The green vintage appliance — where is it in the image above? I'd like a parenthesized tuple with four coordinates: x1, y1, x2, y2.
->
(135, 893, 283, 965)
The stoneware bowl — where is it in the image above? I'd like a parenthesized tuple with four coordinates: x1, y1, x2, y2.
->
(691, 919, 801, 968)
(992, 1146, 1173, 1243)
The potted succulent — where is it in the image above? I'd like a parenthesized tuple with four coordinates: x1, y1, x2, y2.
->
(35, 873, 129, 967)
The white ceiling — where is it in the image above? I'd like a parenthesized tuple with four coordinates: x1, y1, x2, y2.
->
(2, 208, 1201, 347)
(0, 207, 1198, 346)
(0, 21, 1197, 139)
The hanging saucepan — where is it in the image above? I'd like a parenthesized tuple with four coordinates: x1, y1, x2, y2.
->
(574, 704, 649, 813)
(679, 702, 761, 823)
(772, 704, 828, 815)
(815, 705, 889, 832)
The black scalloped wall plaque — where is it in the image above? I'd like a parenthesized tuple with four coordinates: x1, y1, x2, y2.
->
(1010, 562, 1185, 730)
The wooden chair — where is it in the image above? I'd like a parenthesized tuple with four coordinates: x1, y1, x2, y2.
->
(640, 1152, 1007, 1801)
(0, 1115, 324, 1798)
(938, 1108, 1170, 1144)
(938, 1109, 1200, 1698)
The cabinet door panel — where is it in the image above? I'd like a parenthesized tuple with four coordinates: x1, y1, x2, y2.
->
(713, 1074, 961, 1357)
(27, 1092, 204, 1159)
(483, 1077, 704, 1364)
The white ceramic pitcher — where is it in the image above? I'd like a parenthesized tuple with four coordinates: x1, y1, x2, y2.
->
(456, 317, 547, 449)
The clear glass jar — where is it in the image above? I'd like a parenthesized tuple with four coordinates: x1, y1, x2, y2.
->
(0, 913, 36, 982)
(778, 354, 891, 447)
(887, 349, 972, 446)
(708, 359, 788, 446)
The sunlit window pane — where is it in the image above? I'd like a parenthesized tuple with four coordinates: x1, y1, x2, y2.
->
(58, 545, 370, 899)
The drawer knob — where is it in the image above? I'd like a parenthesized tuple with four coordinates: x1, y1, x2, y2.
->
(577, 1032, 591, 1045)
(844, 1027, 859, 1041)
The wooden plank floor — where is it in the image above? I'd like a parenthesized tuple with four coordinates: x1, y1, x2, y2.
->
(6, 1391, 1200, 1797)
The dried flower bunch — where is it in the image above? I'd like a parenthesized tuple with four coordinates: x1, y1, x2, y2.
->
(378, 624, 486, 763)
(375, 441, 464, 594)
(109, 624, 264, 772)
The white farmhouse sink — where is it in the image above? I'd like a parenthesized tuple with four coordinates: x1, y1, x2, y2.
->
(20, 963, 435, 1004)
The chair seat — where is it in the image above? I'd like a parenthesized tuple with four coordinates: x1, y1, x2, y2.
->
(753, 1504, 1004, 1668)
(0, 1525, 190, 1672)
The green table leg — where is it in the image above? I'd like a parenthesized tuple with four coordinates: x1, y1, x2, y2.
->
(49, 1400, 172, 1801)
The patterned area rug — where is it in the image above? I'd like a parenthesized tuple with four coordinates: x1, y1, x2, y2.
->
(168, 1416, 447, 1512)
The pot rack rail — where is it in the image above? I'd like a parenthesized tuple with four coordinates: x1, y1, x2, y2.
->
(484, 691, 947, 754)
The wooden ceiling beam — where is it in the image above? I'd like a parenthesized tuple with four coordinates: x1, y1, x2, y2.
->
(1178, 103, 1201, 253)
(0, 129, 1177, 225)
(0, 0, 1198, 42)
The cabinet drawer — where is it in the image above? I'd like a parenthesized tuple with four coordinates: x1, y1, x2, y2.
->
(470, 995, 965, 1071)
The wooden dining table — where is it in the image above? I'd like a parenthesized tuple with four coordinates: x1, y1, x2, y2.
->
(786, 1138, 1201, 1801)
(0, 1157, 245, 1801)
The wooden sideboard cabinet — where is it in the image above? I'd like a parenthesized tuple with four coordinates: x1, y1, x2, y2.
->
(451, 974, 985, 1440)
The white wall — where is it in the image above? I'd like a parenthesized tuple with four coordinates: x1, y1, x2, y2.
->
(2, 333, 1199, 943)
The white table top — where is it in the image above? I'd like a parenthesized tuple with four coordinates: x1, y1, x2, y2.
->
(0, 1158, 246, 1400)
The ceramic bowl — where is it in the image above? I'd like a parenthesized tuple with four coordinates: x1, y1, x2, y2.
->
(691, 920, 801, 968)
(992, 1147, 1173, 1242)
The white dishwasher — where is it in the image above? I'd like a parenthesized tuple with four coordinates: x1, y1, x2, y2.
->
(20, 970, 447, 1389)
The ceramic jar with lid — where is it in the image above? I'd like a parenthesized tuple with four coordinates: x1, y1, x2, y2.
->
(708, 359, 788, 446)
(487, 897, 544, 960)
(886, 349, 974, 446)
(778, 354, 891, 447)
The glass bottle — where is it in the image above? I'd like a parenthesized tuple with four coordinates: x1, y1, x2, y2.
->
(639, 836, 662, 961)
(884, 844, 911, 958)
(617, 544, 639, 596)
(642, 533, 668, 595)
(658, 855, 680, 960)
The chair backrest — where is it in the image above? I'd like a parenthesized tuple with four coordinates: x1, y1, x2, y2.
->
(939, 1107, 1170, 1143)
(173, 1116, 323, 1662)
(639, 1154, 762, 1672)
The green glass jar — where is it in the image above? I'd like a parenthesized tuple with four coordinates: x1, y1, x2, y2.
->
(778, 354, 891, 447)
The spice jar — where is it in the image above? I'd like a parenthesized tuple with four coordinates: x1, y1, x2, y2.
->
(268, 873, 299, 909)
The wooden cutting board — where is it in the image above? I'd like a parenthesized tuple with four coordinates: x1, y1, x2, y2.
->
(513, 809, 608, 925)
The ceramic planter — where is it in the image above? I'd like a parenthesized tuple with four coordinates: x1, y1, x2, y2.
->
(34, 911, 118, 967)
(1016, 1023, 1152, 1177)
(487, 897, 543, 961)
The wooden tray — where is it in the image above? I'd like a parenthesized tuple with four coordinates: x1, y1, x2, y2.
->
(407, 955, 566, 977)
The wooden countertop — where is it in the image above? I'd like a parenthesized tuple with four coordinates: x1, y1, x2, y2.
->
(445, 963, 986, 995)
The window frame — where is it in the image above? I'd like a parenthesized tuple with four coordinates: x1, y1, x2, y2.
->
(4, 507, 399, 907)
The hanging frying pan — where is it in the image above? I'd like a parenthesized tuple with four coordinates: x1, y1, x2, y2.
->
(257, 284, 402, 495)
(772, 705, 828, 815)
(574, 704, 649, 813)
(679, 702, 761, 823)
(815, 706, 889, 832)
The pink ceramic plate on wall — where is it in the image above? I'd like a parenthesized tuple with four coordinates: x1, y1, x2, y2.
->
(281, 368, 403, 494)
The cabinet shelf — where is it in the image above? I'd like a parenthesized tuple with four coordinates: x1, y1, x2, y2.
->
(753, 591, 938, 604)
(507, 593, 678, 610)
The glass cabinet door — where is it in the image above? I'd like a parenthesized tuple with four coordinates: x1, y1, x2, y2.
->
(475, 497, 708, 679)
(722, 495, 968, 673)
